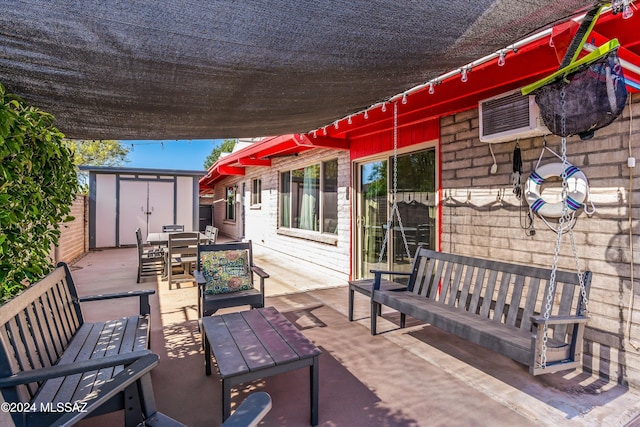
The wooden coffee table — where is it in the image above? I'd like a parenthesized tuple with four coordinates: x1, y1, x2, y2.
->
(202, 306, 321, 426)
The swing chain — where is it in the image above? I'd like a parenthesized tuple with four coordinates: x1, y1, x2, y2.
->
(377, 102, 411, 265)
(542, 86, 571, 369)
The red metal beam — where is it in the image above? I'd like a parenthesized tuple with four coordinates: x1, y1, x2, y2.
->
(217, 165, 245, 176)
(297, 134, 350, 150)
(238, 158, 272, 166)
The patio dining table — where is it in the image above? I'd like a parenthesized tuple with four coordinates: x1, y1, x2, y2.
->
(146, 231, 207, 246)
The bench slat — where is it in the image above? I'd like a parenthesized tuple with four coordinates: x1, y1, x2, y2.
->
(446, 262, 464, 308)
(0, 324, 31, 403)
(438, 261, 454, 304)
(506, 274, 526, 327)
(16, 310, 45, 378)
(413, 255, 430, 295)
(33, 322, 103, 405)
(46, 285, 74, 349)
(492, 272, 512, 322)
(468, 267, 486, 314)
(37, 293, 65, 360)
(457, 264, 475, 312)
(25, 301, 55, 368)
(75, 317, 128, 402)
(479, 270, 499, 318)
(521, 277, 541, 331)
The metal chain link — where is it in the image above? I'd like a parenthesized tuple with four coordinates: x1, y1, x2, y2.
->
(541, 86, 570, 369)
(377, 102, 411, 265)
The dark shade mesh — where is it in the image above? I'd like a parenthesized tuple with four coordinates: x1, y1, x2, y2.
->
(534, 51, 627, 139)
(0, 1, 597, 139)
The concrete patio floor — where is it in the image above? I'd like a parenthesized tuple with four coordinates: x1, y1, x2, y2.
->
(67, 245, 640, 427)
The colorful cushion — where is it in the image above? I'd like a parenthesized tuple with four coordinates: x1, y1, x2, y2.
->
(201, 249, 253, 295)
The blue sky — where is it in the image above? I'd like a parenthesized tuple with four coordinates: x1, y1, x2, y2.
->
(122, 139, 222, 171)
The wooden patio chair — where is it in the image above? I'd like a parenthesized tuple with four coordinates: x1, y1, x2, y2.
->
(162, 224, 185, 232)
(136, 228, 164, 283)
(194, 241, 269, 318)
(204, 225, 219, 244)
(165, 232, 199, 289)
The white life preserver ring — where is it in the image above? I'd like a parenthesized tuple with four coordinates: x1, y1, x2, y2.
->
(525, 163, 589, 218)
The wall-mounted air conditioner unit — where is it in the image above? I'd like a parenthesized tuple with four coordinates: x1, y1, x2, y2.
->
(479, 90, 549, 143)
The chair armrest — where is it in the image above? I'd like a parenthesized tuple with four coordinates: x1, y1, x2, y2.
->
(79, 290, 155, 316)
(51, 354, 161, 427)
(0, 350, 151, 389)
(369, 269, 412, 291)
(194, 270, 206, 286)
(252, 265, 269, 279)
(369, 270, 412, 277)
(530, 315, 589, 326)
(221, 392, 272, 427)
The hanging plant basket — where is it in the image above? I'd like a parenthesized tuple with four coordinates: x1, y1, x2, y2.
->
(534, 50, 627, 140)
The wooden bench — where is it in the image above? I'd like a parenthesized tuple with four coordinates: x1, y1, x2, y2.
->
(370, 248, 591, 376)
(0, 262, 156, 427)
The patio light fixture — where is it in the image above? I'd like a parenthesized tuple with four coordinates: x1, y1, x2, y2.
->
(498, 50, 506, 66)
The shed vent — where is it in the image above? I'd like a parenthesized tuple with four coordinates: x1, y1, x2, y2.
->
(479, 90, 548, 143)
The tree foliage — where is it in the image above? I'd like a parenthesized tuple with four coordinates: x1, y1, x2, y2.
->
(65, 139, 130, 191)
(0, 83, 78, 304)
(204, 139, 237, 169)
(66, 139, 129, 167)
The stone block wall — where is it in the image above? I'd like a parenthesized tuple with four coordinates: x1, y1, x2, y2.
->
(52, 195, 88, 264)
(440, 95, 640, 386)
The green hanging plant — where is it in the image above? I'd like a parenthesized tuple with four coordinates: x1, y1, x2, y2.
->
(0, 83, 78, 304)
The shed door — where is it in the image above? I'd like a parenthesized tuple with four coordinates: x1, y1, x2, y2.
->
(119, 180, 174, 245)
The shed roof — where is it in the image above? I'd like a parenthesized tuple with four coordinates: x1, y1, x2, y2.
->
(79, 166, 206, 177)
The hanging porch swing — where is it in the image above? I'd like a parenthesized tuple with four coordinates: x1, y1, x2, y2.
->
(518, 4, 629, 371)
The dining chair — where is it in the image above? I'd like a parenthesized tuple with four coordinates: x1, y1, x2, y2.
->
(136, 228, 164, 283)
(165, 232, 199, 289)
(194, 241, 269, 318)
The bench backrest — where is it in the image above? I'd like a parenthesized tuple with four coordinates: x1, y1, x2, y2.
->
(407, 248, 591, 334)
(0, 263, 83, 403)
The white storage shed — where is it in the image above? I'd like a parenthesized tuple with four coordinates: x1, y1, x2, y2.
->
(81, 166, 206, 248)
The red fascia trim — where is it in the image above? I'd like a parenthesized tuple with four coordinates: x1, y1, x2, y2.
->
(238, 158, 272, 166)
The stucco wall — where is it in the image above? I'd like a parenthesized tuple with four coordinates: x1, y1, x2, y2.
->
(440, 95, 640, 386)
(215, 148, 351, 276)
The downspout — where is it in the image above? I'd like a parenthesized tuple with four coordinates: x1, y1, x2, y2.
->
(627, 93, 639, 351)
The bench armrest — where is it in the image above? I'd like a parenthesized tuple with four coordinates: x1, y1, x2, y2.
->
(530, 315, 589, 326)
(0, 350, 151, 389)
(221, 391, 272, 427)
(370, 269, 412, 291)
(79, 289, 155, 315)
(51, 353, 161, 427)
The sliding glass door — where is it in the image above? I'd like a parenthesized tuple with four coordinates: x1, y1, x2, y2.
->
(355, 148, 436, 280)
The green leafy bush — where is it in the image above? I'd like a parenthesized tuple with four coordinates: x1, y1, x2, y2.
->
(0, 83, 77, 304)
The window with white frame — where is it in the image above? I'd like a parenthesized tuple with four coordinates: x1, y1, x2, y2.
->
(251, 178, 262, 205)
(279, 159, 338, 234)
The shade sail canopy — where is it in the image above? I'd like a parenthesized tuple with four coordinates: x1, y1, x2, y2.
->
(0, 1, 599, 140)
